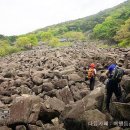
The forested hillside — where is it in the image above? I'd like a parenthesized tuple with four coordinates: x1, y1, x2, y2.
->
(0, 0, 130, 56)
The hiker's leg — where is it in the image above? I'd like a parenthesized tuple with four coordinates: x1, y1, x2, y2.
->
(105, 81, 113, 112)
(114, 83, 122, 102)
(91, 77, 95, 90)
(90, 77, 94, 90)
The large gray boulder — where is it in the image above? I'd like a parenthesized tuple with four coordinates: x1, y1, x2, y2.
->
(7, 95, 41, 125)
(42, 97, 65, 113)
(64, 109, 108, 130)
(39, 97, 65, 123)
(60, 66, 75, 75)
(56, 86, 74, 104)
(68, 73, 83, 82)
(53, 79, 68, 89)
(64, 87, 105, 120)
(121, 75, 130, 93)
(112, 102, 130, 120)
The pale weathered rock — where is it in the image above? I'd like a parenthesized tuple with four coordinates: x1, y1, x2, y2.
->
(51, 117, 59, 126)
(56, 86, 74, 104)
(7, 95, 41, 125)
(64, 87, 105, 120)
(42, 97, 65, 112)
(32, 76, 43, 85)
(60, 68, 75, 75)
(0, 100, 5, 107)
(68, 74, 83, 82)
(28, 125, 42, 130)
(1, 96, 13, 104)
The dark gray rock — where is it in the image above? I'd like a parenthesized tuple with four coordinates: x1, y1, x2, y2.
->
(42, 82, 54, 92)
(53, 79, 68, 89)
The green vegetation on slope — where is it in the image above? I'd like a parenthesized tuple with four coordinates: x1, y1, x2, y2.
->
(35, 0, 130, 46)
(0, 40, 20, 56)
(93, 0, 130, 45)
(0, 0, 130, 56)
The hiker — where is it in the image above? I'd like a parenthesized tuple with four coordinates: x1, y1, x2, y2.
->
(85, 63, 96, 91)
(104, 63, 125, 112)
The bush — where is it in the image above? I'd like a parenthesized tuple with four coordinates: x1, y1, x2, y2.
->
(41, 31, 53, 42)
(48, 37, 72, 47)
(63, 31, 86, 41)
(118, 39, 130, 47)
(16, 37, 31, 48)
(28, 34, 38, 46)
(0, 40, 21, 56)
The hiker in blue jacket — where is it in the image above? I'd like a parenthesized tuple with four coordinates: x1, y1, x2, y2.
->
(105, 63, 125, 112)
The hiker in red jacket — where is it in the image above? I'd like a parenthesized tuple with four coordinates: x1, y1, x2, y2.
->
(87, 63, 96, 91)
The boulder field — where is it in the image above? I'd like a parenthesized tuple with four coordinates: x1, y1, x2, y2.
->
(0, 42, 130, 130)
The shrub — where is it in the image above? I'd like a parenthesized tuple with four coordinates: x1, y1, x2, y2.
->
(48, 37, 72, 47)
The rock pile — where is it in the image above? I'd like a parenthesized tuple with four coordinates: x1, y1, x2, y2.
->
(0, 42, 130, 130)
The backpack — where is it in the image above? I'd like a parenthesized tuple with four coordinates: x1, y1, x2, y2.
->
(111, 67, 124, 82)
(87, 68, 95, 79)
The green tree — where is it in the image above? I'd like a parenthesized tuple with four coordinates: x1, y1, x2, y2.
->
(16, 36, 31, 48)
(48, 37, 60, 47)
(27, 34, 38, 46)
(41, 31, 53, 42)
(0, 40, 20, 56)
(114, 18, 130, 47)
(63, 31, 85, 41)
(93, 16, 120, 40)
(7, 36, 17, 43)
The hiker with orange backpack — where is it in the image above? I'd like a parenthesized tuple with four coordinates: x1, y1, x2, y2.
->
(85, 63, 96, 91)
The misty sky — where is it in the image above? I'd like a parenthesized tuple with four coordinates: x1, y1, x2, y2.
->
(0, 0, 126, 36)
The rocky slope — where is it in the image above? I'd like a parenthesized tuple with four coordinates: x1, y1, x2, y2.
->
(0, 42, 130, 130)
